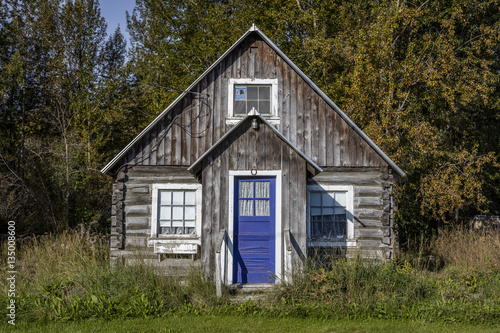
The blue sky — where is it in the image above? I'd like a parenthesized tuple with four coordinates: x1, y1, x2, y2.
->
(100, 0, 136, 44)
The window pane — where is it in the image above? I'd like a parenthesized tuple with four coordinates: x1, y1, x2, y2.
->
(312, 221, 322, 237)
(172, 220, 183, 227)
(335, 207, 346, 216)
(239, 182, 253, 198)
(159, 191, 171, 205)
(259, 86, 270, 99)
(185, 191, 196, 205)
(323, 207, 334, 219)
(324, 221, 335, 238)
(255, 200, 270, 216)
(159, 221, 171, 228)
(175, 227, 183, 234)
(247, 101, 258, 112)
(310, 192, 321, 205)
(185, 220, 195, 228)
(323, 192, 334, 207)
(255, 181, 270, 198)
(335, 192, 346, 207)
(239, 199, 253, 216)
(172, 191, 184, 205)
(235, 87, 247, 100)
(159, 227, 171, 234)
(259, 101, 270, 114)
(185, 227, 195, 234)
(159, 206, 171, 220)
(234, 100, 246, 115)
(336, 221, 346, 239)
(185, 206, 195, 220)
(247, 86, 258, 99)
(172, 206, 183, 219)
(309, 190, 348, 240)
(311, 207, 322, 217)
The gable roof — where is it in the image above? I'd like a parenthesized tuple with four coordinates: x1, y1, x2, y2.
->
(101, 24, 404, 177)
(188, 109, 323, 176)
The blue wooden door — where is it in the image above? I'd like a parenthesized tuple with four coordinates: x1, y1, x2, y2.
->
(234, 177, 276, 283)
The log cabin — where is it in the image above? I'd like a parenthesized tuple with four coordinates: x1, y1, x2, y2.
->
(101, 25, 405, 286)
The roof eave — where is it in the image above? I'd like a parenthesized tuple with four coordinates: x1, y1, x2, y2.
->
(101, 28, 257, 175)
(188, 114, 323, 176)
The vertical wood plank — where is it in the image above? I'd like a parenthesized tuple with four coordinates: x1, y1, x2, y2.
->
(304, 85, 312, 159)
(281, 141, 290, 233)
(174, 105, 182, 165)
(290, 68, 298, 150)
(296, 76, 304, 151)
(229, 129, 238, 170)
(333, 111, 341, 166)
(249, 38, 255, 79)
(311, 92, 319, 164)
(220, 140, 229, 231)
(342, 122, 350, 167)
(181, 98, 189, 166)
(198, 76, 208, 159)
(205, 70, 215, 153)
(318, 98, 327, 166)
(142, 133, 150, 166)
(165, 111, 172, 165)
(149, 124, 157, 166)
(213, 63, 222, 144)
(256, 119, 266, 170)
(202, 164, 213, 274)
(157, 116, 165, 165)
(326, 106, 334, 166)
(211, 152, 221, 259)
(277, 50, 286, 135)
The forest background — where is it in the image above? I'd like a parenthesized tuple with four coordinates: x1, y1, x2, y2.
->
(1, 0, 499, 250)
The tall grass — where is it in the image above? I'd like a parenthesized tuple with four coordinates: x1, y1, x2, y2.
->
(0, 228, 221, 321)
(431, 226, 500, 270)
(1, 227, 499, 324)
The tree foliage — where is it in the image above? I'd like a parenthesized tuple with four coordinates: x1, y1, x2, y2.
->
(1, 0, 499, 246)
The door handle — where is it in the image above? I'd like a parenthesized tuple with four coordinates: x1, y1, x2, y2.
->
(234, 233, 238, 238)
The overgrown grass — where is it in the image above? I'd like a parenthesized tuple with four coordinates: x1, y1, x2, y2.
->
(1, 227, 499, 326)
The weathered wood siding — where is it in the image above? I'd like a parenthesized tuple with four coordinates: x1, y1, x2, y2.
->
(199, 117, 307, 274)
(110, 166, 201, 271)
(117, 32, 385, 172)
(109, 31, 399, 269)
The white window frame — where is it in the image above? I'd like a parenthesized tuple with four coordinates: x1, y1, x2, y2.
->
(149, 184, 202, 249)
(227, 170, 282, 285)
(227, 78, 279, 125)
(306, 184, 356, 248)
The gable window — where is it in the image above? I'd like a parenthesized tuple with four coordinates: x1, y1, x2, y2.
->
(234, 85, 271, 115)
(307, 185, 355, 247)
(227, 78, 278, 125)
(151, 184, 202, 238)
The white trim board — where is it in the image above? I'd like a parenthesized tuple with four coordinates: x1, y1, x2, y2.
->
(227, 78, 279, 125)
(228, 170, 283, 285)
(306, 184, 357, 248)
(149, 183, 202, 249)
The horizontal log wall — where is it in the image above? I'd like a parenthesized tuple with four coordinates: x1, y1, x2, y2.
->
(308, 165, 395, 259)
(110, 166, 201, 271)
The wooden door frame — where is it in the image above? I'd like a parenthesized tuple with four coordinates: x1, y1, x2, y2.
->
(227, 170, 282, 285)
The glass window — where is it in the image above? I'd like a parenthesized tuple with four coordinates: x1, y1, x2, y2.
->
(234, 85, 271, 115)
(309, 190, 347, 240)
(158, 190, 197, 235)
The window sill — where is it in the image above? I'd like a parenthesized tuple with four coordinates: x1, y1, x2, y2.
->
(148, 237, 201, 254)
(308, 239, 357, 248)
(226, 116, 280, 126)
